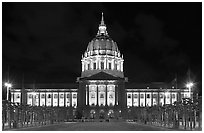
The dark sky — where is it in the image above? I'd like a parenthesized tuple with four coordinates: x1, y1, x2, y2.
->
(2, 2, 202, 86)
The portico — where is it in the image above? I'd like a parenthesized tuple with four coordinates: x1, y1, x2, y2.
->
(77, 72, 126, 119)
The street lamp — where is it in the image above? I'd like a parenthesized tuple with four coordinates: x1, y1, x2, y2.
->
(186, 82, 194, 98)
(4, 82, 12, 101)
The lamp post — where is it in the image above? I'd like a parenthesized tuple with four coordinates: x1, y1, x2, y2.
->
(5, 82, 12, 101)
(4, 82, 12, 128)
(186, 82, 194, 99)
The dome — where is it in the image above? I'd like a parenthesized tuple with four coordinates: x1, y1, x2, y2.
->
(81, 13, 124, 78)
(87, 35, 119, 53)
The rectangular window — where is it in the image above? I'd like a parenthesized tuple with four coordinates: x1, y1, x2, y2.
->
(109, 62, 111, 69)
(134, 94, 138, 98)
(167, 94, 170, 98)
(48, 94, 51, 98)
(109, 94, 113, 99)
(100, 94, 104, 98)
(93, 62, 96, 69)
(41, 94, 45, 98)
(91, 94, 95, 98)
(172, 94, 175, 98)
(73, 94, 77, 98)
(160, 94, 163, 98)
(101, 62, 104, 69)
(16, 94, 20, 98)
(147, 94, 150, 98)
(67, 94, 70, 98)
(127, 94, 131, 98)
(60, 94, 64, 98)
(153, 94, 157, 98)
(54, 94, 58, 98)
(29, 94, 32, 98)
(140, 94, 144, 98)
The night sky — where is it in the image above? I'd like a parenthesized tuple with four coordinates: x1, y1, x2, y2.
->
(2, 2, 202, 88)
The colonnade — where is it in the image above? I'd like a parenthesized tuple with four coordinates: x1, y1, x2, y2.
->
(86, 84, 118, 107)
(11, 91, 78, 107)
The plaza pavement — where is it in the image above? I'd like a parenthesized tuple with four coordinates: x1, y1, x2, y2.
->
(8, 121, 176, 131)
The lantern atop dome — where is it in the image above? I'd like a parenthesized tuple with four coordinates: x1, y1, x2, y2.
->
(97, 12, 108, 36)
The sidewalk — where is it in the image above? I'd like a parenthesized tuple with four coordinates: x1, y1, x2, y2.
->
(129, 121, 202, 131)
(3, 121, 60, 131)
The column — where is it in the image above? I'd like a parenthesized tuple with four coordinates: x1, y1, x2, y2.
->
(98, 59, 100, 70)
(138, 91, 140, 107)
(12, 92, 14, 103)
(132, 92, 134, 107)
(115, 85, 117, 106)
(145, 92, 146, 107)
(64, 92, 66, 107)
(105, 85, 108, 106)
(170, 91, 172, 105)
(87, 86, 89, 106)
(121, 61, 123, 71)
(85, 62, 87, 70)
(104, 57, 107, 69)
(45, 92, 47, 107)
(164, 92, 166, 105)
(157, 91, 160, 105)
(82, 62, 84, 71)
(38, 92, 40, 106)
(91, 61, 93, 70)
(111, 60, 114, 70)
(178, 91, 181, 101)
(151, 92, 153, 106)
(70, 92, 72, 107)
(96, 58, 98, 69)
(117, 85, 119, 105)
(32, 94, 34, 106)
(119, 61, 121, 71)
(51, 92, 53, 107)
(96, 85, 99, 106)
(86, 86, 87, 105)
(58, 92, 59, 107)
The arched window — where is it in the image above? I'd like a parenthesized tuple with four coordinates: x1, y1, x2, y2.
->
(88, 63, 90, 70)
(93, 62, 96, 69)
(115, 63, 117, 70)
(101, 62, 104, 69)
(108, 62, 111, 69)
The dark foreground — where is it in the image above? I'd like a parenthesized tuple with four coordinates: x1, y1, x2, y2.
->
(9, 122, 175, 131)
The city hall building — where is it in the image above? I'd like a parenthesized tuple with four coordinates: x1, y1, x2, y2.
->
(10, 14, 192, 119)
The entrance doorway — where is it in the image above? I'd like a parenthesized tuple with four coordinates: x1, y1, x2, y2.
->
(90, 110, 96, 119)
(108, 110, 114, 119)
(99, 109, 105, 119)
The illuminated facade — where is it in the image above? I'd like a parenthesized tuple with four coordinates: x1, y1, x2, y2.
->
(77, 13, 127, 118)
(10, 13, 192, 119)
